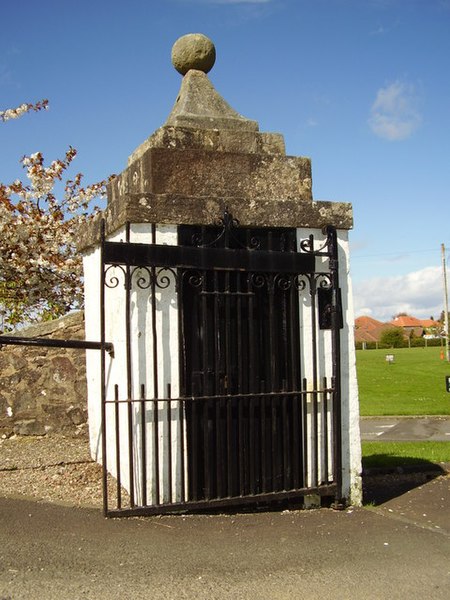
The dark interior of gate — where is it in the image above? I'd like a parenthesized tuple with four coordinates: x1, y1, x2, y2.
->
(180, 223, 306, 501)
(101, 215, 342, 517)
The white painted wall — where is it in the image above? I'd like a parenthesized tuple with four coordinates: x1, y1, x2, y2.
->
(83, 224, 185, 506)
(83, 224, 361, 508)
(297, 227, 361, 505)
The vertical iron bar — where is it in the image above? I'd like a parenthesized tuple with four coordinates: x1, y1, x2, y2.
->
(202, 256, 211, 500)
(290, 277, 300, 489)
(249, 395, 255, 494)
(125, 222, 135, 508)
(225, 270, 240, 496)
(310, 270, 318, 389)
(246, 232, 256, 493)
(282, 380, 289, 490)
(310, 273, 318, 488)
(227, 395, 233, 496)
(267, 233, 278, 493)
(236, 271, 245, 496)
(247, 270, 256, 395)
(100, 220, 108, 516)
(292, 388, 300, 490)
(215, 392, 222, 498)
(214, 271, 222, 499)
(115, 384, 122, 509)
(151, 223, 160, 506)
(302, 377, 308, 488)
(191, 398, 198, 502)
(203, 409, 211, 503)
(167, 383, 173, 503)
(267, 265, 276, 389)
(188, 272, 199, 502)
(281, 282, 290, 491)
(246, 230, 256, 494)
(322, 376, 329, 484)
(260, 380, 266, 493)
(177, 263, 186, 504)
(140, 383, 147, 506)
(237, 274, 243, 393)
(327, 227, 343, 505)
(224, 271, 232, 497)
(271, 393, 278, 490)
(238, 391, 244, 495)
(153, 396, 160, 505)
(179, 398, 186, 503)
(312, 388, 319, 488)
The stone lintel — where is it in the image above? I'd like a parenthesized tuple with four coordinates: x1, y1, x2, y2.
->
(112, 147, 313, 204)
(77, 193, 353, 252)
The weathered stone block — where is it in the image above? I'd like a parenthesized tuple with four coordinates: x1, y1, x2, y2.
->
(0, 312, 87, 435)
(14, 419, 46, 436)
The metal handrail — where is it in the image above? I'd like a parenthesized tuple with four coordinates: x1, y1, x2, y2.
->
(0, 335, 114, 356)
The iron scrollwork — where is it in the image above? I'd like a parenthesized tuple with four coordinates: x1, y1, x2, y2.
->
(299, 232, 332, 256)
(104, 264, 126, 289)
(191, 207, 262, 251)
(104, 265, 178, 291)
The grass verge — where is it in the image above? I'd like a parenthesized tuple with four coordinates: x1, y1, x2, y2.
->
(357, 346, 450, 416)
(361, 441, 450, 469)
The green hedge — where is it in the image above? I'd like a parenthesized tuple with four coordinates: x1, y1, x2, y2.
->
(355, 338, 444, 350)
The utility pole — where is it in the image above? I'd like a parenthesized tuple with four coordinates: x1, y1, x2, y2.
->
(442, 243, 450, 362)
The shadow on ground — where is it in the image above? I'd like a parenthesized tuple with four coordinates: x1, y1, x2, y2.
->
(362, 463, 446, 505)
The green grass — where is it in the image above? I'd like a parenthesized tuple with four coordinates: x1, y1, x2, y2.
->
(362, 441, 450, 469)
(357, 346, 450, 416)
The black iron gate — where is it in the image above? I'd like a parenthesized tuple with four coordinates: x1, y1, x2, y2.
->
(100, 210, 343, 517)
(180, 220, 306, 501)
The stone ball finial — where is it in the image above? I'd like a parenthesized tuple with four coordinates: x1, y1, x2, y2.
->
(171, 33, 216, 76)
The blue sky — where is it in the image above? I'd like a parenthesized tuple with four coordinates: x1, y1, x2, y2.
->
(1, 0, 449, 322)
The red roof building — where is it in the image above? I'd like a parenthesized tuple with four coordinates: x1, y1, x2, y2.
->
(354, 316, 390, 343)
(418, 318, 437, 328)
(355, 314, 443, 344)
(389, 315, 424, 337)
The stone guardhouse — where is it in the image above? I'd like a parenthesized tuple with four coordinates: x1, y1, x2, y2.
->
(79, 34, 362, 517)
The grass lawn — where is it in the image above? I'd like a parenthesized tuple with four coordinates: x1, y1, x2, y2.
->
(357, 346, 450, 416)
(362, 441, 450, 469)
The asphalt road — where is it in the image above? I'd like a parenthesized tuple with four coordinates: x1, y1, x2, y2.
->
(1, 474, 449, 600)
(360, 416, 450, 441)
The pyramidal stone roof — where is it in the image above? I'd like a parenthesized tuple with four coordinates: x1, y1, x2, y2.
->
(79, 33, 353, 250)
(165, 69, 259, 132)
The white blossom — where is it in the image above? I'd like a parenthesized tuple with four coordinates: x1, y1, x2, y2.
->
(1, 146, 112, 330)
(0, 99, 48, 122)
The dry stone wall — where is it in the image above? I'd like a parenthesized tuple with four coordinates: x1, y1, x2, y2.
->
(0, 312, 88, 437)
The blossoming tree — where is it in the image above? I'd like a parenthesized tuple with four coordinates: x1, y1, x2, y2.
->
(0, 100, 112, 331)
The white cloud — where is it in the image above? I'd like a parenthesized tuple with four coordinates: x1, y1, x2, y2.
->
(368, 80, 422, 141)
(353, 266, 443, 322)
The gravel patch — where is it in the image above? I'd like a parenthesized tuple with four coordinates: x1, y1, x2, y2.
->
(0, 434, 107, 509)
(1, 434, 445, 513)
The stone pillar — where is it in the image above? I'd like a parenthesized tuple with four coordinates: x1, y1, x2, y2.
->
(79, 33, 361, 507)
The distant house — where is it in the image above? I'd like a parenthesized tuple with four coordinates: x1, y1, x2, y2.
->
(389, 315, 424, 338)
(418, 318, 443, 338)
(355, 314, 444, 346)
(354, 316, 390, 344)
